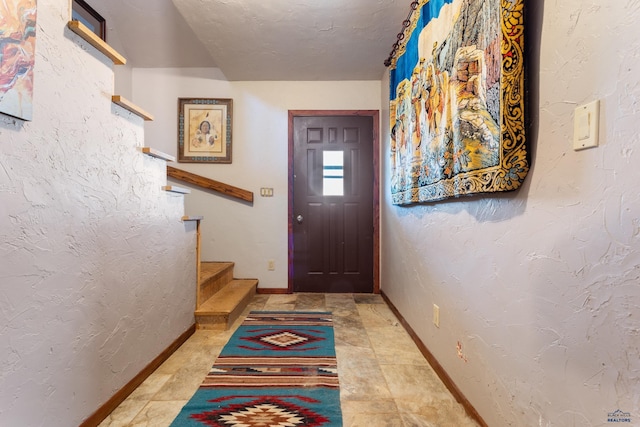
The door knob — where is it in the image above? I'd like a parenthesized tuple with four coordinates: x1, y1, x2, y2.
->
(296, 215, 303, 224)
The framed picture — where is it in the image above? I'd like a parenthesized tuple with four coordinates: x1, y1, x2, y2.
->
(0, 0, 37, 121)
(388, 0, 528, 204)
(178, 98, 233, 163)
(71, 0, 105, 41)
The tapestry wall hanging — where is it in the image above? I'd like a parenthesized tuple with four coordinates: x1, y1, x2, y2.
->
(388, 0, 528, 204)
(0, 0, 37, 121)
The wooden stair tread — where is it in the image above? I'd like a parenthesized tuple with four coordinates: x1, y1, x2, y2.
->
(199, 262, 234, 284)
(142, 147, 174, 161)
(162, 185, 190, 194)
(68, 20, 126, 65)
(195, 280, 257, 315)
(182, 215, 204, 221)
(112, 96, 154, 121)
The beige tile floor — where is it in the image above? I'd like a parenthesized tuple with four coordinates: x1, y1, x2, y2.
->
(98, 293, 480, 427)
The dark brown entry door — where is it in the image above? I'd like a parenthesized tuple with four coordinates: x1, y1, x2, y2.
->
(292, 114, 374, 293)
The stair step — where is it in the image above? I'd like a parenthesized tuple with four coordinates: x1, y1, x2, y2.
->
(198, 262, 234, 305)
(200, 262, 234, 284)
(195, 279, 258, 330)
(162, 185, 190, 194)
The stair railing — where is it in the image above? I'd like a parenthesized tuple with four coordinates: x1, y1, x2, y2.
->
(166, 166, 253, 204)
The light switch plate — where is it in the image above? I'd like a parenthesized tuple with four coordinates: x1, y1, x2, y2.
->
(573, 100, 600, 151)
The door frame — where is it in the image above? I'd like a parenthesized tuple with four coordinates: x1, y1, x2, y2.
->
(287, 110, 380, 294)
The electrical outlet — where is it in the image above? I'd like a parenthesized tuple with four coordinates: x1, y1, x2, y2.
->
(267, 260, 275, 271)
(433, 304, 440, 328)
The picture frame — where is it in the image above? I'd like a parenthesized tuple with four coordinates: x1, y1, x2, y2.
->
(388, 0, 528, 204)
(178, 98, 233, 163)
(71, 0, 106, 41)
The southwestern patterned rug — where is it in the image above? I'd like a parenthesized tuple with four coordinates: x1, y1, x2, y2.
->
(170, 311, 342, 427)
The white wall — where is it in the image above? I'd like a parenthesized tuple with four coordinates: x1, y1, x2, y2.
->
(133, 69, 381, 288)
(84, 0, 134, 99)
(381, 2, 640, 426)
(0, 1, 196, 425)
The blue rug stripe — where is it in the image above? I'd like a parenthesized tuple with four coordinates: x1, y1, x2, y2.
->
(170, 387, 342, 427)
(220, 325, 336, 358)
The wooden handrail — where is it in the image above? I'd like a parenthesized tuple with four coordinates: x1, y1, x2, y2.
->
(167, 166, 253, 203)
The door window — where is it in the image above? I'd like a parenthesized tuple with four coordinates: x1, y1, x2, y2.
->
(323, 151, 344, 196)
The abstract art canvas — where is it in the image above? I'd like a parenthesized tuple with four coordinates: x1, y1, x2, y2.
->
(388, 0, 527, 204)
(0, 0, 37, 121)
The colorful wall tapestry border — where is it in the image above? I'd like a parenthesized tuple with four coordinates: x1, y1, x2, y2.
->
(389, 0, 527, 204)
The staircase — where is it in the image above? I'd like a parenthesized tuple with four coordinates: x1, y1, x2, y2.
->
(167, 169, 257, 330)
(70, 13, 262, 333)
(195, 262, 258, 330)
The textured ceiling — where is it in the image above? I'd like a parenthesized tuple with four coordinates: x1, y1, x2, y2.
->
(95, 0, 413, 81)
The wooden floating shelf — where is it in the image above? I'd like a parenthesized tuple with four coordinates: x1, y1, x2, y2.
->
(141, 147, 175, 162)
(112, 96, 154, 121)
(182, 216, 204, 221)
(67, 20, 126, 65)
(162, 186, 190, 194)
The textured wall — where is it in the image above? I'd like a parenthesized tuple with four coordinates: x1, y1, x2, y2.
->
(381, 1, 640, 426)
(0, 1, 196, 425)
(133, 69, 381, 288)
